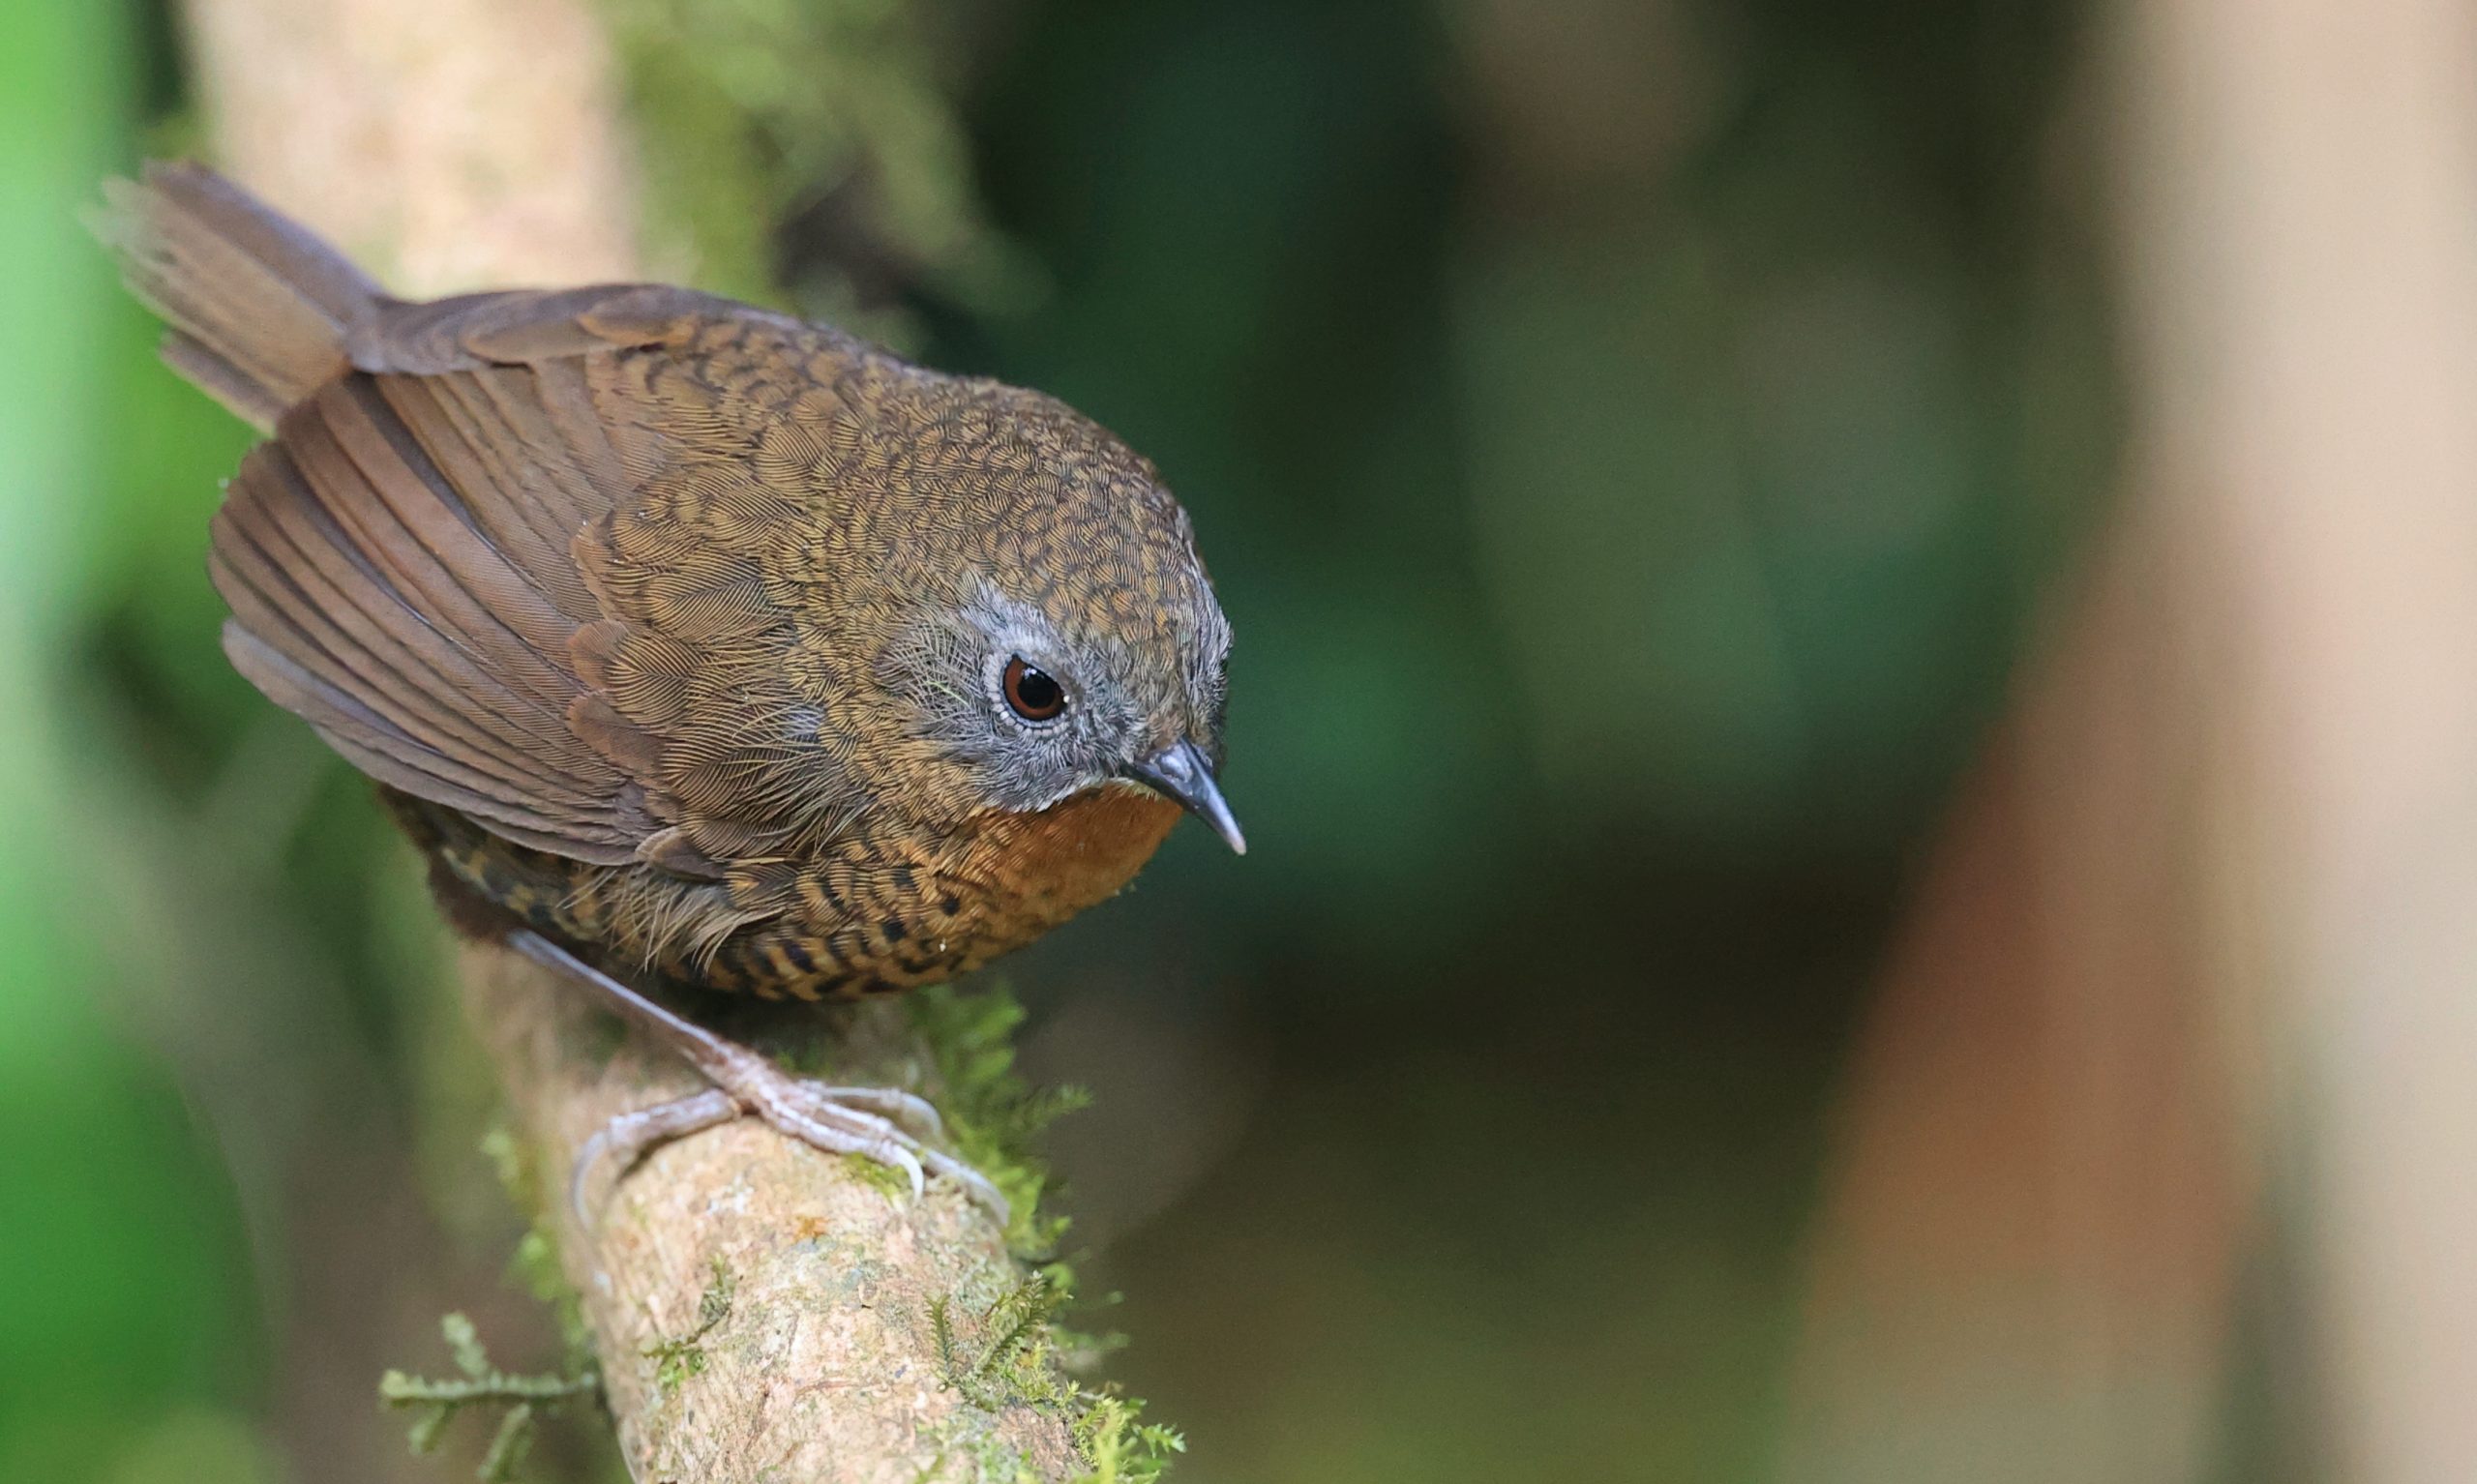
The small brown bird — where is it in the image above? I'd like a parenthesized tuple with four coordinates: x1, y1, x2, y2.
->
(96, 162, 1240, 1218)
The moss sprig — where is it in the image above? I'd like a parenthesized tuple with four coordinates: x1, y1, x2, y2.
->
(380, 1313, 600, 1483)
(927, 1270, 1183, 1483)
(642, 1257, 736, 1393)
(909, 982, 1089, 1256)
(931, 1271, 1068, 1410)
(1071, 1394, 1186, 1484)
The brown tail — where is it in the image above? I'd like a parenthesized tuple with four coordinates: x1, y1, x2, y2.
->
(90, 162, 386, 430)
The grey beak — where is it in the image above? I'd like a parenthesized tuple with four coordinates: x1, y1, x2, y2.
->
(1126, 738, 1246, 854)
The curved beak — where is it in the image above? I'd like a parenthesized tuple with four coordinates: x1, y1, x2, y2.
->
(1125, 738, 1246, 854)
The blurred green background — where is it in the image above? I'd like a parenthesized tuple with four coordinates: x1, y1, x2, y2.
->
(0, 0, 2118, 1479)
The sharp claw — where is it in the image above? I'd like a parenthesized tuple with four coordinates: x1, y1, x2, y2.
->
(791, 1083, 945, 1141)
(774, 1088, 1005, 1216)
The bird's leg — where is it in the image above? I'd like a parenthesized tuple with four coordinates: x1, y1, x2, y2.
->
(503, 930, 1007, 1227)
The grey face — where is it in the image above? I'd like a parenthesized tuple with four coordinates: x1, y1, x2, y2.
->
(877, 576, 1242, 850)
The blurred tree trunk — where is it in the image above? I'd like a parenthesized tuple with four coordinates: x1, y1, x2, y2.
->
(179, 1, 1083, 1479)
(1777, 1, 2477, 1480)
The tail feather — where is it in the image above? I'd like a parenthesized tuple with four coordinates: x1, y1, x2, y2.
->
(90, 162, 385, 430)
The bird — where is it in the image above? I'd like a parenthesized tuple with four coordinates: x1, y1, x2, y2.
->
(93, 161, 1241, 1222)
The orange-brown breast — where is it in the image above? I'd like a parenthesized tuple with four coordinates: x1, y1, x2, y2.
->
(647, 784, 1180, 999)
(953, 784, 1183, 949)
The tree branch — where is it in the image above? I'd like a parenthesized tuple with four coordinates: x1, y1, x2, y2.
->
(463, 947, 1082, 1481)
(180, 0, 1090, 1476)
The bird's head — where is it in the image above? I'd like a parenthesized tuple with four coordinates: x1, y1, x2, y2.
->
(865, 379, 1242, 854)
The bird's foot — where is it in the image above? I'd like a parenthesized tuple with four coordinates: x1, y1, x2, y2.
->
(568, 1071, 1006, 1228)
(504, 930, 1007, 1229)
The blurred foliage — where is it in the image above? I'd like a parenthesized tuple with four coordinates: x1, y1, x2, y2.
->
(927, 2, 2113, 1479)
(0, 0, 2122, 1480)
(600, 0, 1030, 341)
(0, 2, 269, 1481)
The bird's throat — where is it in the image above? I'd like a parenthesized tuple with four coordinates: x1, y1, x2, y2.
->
(965, 785, 1183, 934)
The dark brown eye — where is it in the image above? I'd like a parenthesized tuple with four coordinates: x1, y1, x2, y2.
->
(1001, 656, 1067, 722)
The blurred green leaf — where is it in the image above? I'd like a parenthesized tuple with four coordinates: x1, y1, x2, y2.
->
(0, 1, 269, 1477)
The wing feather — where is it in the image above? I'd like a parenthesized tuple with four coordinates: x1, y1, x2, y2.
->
(214, 455, 575, 790)
(211, 449, 627, 829)
(205, 285, 859, 882)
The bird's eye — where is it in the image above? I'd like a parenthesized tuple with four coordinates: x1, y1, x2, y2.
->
(1001, 656, 1068, 722)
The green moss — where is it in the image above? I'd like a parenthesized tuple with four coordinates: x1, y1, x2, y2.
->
(924, 1270, 1184, 1484)
(841, 1150, 917, 1201)
(908, 982, 1089, 1257)
(902, 984, 1185, 1477)
(931, 1273, 1064, 1410)
(1070, 1395, 1186, 1484)
(642, 1258, 735, 1394)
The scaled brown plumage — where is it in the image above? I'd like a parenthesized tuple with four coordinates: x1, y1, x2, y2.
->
(97, 163, 1239, 1014)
